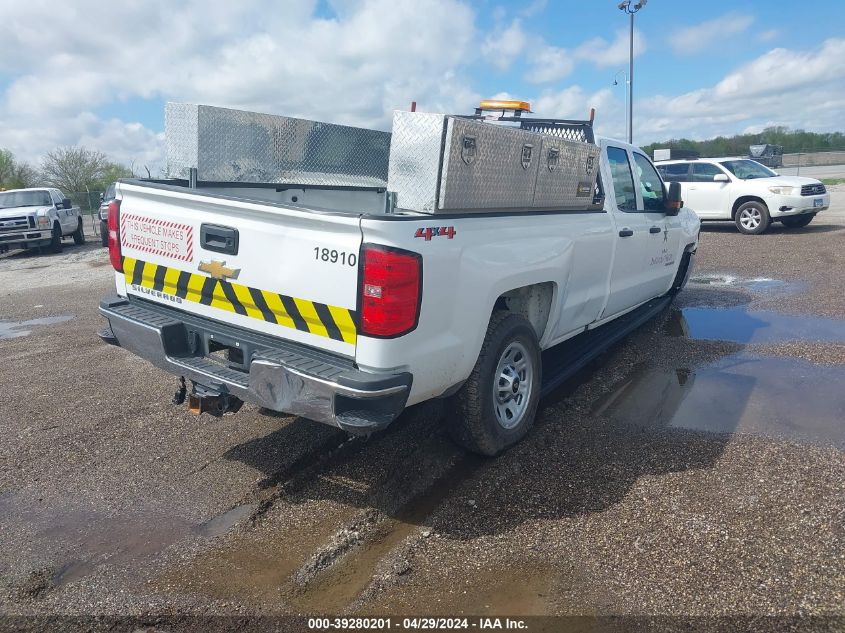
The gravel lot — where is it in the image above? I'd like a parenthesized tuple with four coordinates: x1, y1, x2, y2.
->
(1, 195, 844, 627)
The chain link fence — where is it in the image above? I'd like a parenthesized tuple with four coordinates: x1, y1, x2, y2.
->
(66, 191, 105, 237)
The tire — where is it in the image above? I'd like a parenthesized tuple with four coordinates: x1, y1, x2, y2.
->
(72, 218, 86, 245)
(734, 200, 770, 235)
(781, 214, 815, 229)
(446, 312, 542, 456)
(48, 222, 63, 254)
(100, 220, 109, 247)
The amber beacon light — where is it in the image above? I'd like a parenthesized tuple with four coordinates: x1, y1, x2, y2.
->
(478, 99, 533, 113)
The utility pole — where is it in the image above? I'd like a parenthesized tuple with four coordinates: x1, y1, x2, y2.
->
(618, 0, 647, 144)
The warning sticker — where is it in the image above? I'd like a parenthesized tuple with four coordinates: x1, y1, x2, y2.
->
(120, 213, 193, 262)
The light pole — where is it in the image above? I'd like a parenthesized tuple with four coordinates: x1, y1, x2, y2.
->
(618, 0, 647, 144)
(613, 70, 629, 142)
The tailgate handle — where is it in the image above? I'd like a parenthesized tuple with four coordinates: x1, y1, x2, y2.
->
(201, 224, 239, 255)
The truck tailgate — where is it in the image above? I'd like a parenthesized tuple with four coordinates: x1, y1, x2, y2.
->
(115, 182, 360, 356)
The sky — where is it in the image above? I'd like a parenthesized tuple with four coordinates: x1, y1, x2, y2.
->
(1, 0, 844, 175)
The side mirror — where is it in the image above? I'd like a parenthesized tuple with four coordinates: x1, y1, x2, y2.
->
(665, 181, 683, 216)
(713, 173, 729, 183)
(62, 198, 72, 209)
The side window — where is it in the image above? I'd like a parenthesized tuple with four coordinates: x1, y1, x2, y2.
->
(50, 190, 63, 205)
(657, 163, 690, 183)
(632, 153, 665, 212)
(692, 163, 726, 182)
(606, 147, 637, 212)
(105, 184, 116, 201)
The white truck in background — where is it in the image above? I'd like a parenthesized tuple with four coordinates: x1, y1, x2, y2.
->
(98, 101, 699, 456)
(0, 188, 86, 253)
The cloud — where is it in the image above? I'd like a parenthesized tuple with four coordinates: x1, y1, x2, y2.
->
(520, 0, 547, 17)
(757, 29, 781, 43)
(669, 12, 755, 55)
(524, 44, 575, 84)
(637, 38, 845, 141)
(481, 19, 527, 71)
(0, 0, 479, 170)
(575, 28, 646, 69)
(523, 27, 644, 84)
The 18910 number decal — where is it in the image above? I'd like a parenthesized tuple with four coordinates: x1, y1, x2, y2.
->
(314, 247, 357, 266)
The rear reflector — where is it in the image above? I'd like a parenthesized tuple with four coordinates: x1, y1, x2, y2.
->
(359, 245, 422, 338)
(107, 200, 122, 272)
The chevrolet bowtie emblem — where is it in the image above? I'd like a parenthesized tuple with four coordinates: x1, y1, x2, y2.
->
(198, 260, 240, 281)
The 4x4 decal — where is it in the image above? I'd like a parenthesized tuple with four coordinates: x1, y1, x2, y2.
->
(415, 226, 457, 241)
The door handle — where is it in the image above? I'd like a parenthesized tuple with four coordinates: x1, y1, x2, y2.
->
(649, 226, 662, 234)
(618, 229, 634, 237)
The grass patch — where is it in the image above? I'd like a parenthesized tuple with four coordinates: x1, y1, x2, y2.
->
(821, 177, 845, 186)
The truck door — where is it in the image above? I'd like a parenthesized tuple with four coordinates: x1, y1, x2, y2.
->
(50, 190, 74, 232)
(685, 162, 732, 218)
(602, 145, 681, 318)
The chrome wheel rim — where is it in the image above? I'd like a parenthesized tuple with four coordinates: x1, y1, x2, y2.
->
(739, 207, 761, 230)
(493, 341, 533, 429)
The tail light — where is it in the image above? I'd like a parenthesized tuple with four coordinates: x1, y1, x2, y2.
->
(107, 199, 122, 272)
(359, 244, 422, 338)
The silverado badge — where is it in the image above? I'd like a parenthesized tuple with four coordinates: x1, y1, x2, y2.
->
(198, 260, 240, 281)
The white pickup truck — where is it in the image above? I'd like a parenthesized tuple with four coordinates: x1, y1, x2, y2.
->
(98, 102, 700, 455)
(0, 187, 86, 253)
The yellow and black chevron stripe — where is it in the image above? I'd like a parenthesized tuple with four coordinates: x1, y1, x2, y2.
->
(122, 257, 357, 345)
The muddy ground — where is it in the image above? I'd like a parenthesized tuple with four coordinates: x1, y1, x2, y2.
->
(1, 198, 844, 627)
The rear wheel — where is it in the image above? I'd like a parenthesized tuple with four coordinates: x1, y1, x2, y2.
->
(781, 214, 815, 229)
(447, 312, 541, 456)
(735, 201, 770, 235)
(72, 218, 86, 245)
(49, 222, 63, 254)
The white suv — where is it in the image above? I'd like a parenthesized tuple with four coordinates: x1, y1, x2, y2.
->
(656, 157, 830, 234)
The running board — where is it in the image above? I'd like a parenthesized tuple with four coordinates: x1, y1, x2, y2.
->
(540, 296, 672, 397)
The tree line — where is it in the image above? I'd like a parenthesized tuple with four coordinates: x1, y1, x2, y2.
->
(641, 127, 845, 159)
(0, 146, 134, 193)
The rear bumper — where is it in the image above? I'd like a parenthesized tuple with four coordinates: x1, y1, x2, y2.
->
(98, 296, 411, 434)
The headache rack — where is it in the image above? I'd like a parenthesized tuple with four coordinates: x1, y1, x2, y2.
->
(472, 105, 596, 145)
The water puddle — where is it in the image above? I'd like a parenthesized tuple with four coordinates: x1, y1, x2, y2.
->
(592, 356, 845, 447)
(161, 455, 485, 610)
(294, 455, 485, 612)
(666, 307, 845, 345)
(689, 274, 804, 295)
(3, 493, 260, 592)
(0, 315, 74, 340)
(195, 503, 257, 538)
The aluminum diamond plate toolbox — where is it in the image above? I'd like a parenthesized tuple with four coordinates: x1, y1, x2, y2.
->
(533, 136, 601, 208)
(439, 117, 541, 211)
(165, 103, 391, 187)
(386, 111, 446, 213)
(387, 110, 601, 214)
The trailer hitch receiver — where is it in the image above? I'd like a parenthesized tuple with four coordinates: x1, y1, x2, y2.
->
(187, 388, 243, 417)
